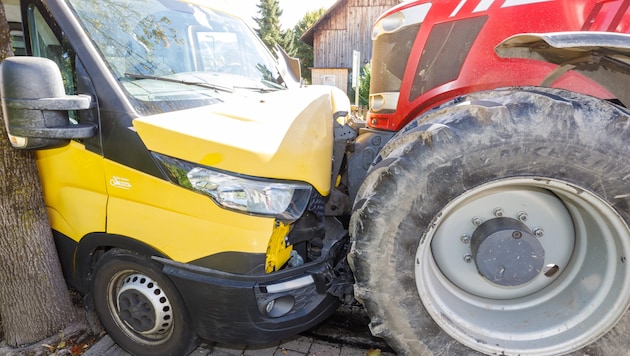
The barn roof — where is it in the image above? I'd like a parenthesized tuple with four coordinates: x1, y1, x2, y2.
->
(300, 0, 345, 46)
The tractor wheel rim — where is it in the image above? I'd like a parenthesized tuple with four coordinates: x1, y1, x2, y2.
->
(417, 177, 630, 355)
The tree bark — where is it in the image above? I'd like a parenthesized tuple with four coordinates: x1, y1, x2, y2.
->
(0, 1, 77, 347)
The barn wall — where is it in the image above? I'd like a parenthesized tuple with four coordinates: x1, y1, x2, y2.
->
(312, 0, 399, 68)
(310, 0, 400, 94)
(311, 68, 349, 94)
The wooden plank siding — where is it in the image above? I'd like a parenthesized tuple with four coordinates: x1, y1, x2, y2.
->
(302, 0, 400, 94)
(311, 67, 349, 93)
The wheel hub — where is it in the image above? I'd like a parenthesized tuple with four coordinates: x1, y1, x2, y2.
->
(117, 274, 173, 336)
(471, 218, 545, 286)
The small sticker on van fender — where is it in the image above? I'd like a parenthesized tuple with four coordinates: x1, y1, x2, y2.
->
(109, 176, 132, 190)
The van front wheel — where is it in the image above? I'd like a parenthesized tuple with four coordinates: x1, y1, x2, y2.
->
(92, 249, 199, 356)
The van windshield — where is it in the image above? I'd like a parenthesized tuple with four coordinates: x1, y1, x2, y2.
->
(67, 0, 285, 114)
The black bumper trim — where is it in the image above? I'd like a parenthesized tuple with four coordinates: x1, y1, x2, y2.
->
(153, 229, 348, 345)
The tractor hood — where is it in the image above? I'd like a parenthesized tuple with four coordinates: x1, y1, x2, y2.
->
(133, 85, 349, 195)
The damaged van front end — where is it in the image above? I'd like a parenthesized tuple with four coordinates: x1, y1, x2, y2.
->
(0, 0, 352, 353)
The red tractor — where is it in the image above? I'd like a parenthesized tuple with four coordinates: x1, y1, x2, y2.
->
(346, 0, 630, 354)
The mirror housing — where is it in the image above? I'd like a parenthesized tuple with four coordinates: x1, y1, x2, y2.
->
(275, 44, 301, 89)
(0, 57, 96, 149)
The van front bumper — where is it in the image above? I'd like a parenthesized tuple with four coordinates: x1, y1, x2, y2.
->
(153, 232, 350, 345)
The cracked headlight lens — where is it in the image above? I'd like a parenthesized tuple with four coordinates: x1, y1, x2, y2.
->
(154, 153, 312, 221)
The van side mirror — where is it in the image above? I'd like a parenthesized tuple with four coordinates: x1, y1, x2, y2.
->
(0, 57, 97, 149)
(275, 44, 301, 89)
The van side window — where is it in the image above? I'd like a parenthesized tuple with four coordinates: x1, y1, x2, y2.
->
(26, 5, 76, 95)
(26, 4, 77, 120)
(8, 22, 26, 56)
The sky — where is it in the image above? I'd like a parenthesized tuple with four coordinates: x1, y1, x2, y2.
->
(217, 0, 338, 29)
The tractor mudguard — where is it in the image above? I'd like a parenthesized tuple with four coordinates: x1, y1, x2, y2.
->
(496, 31, 630, 107)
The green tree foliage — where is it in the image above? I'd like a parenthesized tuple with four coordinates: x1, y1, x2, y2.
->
(254, 0, 283, 51)
(348, 63, 372, 108)
(285, 8, 325, 83)
(349, 63, 371, 107)
(253, 1, 324, 83)
(358, 63, 371, 107)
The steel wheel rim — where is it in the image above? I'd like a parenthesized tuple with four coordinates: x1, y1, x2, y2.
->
(107, 270, 175, 345)
(416, 177, 630, 355)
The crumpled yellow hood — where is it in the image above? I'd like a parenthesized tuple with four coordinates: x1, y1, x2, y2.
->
(133, 85, 348, 195)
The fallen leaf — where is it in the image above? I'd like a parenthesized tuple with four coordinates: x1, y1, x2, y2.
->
(71, 344, 84, 356)
(367, 348, 381, 356)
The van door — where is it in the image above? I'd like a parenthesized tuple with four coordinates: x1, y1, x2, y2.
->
(22, 2, 107, 246)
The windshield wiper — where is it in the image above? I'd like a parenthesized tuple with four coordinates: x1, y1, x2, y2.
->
(124, 73, 234, 93)
(233, 79, 286, 93)
(232, 86, 278, 93)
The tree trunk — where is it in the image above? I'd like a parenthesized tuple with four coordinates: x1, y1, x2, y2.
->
(0, 1, 77, 347)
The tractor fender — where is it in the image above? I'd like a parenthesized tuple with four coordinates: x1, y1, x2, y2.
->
(496, 31, 630, 107)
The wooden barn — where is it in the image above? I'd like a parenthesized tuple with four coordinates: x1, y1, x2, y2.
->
(300, 0, 401, 96)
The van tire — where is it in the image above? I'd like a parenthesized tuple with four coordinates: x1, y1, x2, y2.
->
(348, 87, 630, 355)
(92, 249, 199, 356)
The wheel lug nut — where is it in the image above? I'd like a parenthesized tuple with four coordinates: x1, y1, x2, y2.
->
(472, 217, 482, 226)
(517, 211, 528, 222)
(493, 208, 504, 217)
(533, 227, 544, 238)
(460, 234, 471, 244)
(543, 264, 559, 277)
(463, 254, 473, 263)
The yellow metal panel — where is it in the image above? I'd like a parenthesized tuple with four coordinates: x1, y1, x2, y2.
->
(35, 141, 107, 241)
(132, 86, 337, 195)
(104, 160, 276, 263)
(265, 222, 292, 273)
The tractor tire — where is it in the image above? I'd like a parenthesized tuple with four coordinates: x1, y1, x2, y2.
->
(348, 87, 630, 355)
(92, 249, 199, 356)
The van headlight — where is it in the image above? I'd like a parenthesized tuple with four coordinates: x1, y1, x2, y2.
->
(153, 153, 312, 221)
